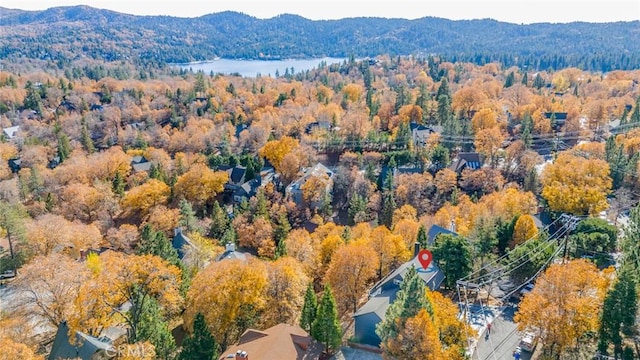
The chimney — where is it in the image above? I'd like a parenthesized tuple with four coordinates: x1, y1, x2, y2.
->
(414, 242, 420, 258)
(449, 220, 456, 233)
(226, 243, 236, 253)
(174, 228, 182, 237)
(236, 350, 248, 360)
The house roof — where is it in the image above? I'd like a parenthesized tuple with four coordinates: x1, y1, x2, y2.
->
(543, 112, 568, 120)
(353, 288, 397, 319)
(3, 126, 19, 139)
(132, 161, 152, 173)
(172, 228, 194, 260)
(450, 152, 482, 173)
(131, 155, 147, 164)
(49, 321, 114, 360)
(235, 178, 260, 198)
(219, 324, 316, 360)
(287, 163, 334, 191)
(229, 166, 247, 185)
(355, 255, 445, 319)
(427, 224, 455, 245)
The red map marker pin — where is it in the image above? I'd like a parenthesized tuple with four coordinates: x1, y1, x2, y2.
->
(417, 249, 432, 270)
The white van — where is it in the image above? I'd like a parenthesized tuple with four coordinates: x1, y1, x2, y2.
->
(519, 332, 537, 352)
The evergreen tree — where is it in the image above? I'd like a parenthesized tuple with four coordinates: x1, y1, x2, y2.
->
(311, 285, 342, 354)
(80, 119, 95, 154)
(137, 224, 180, 266)
(56, 131, 71, 162)
(149, 163, 168, 183)
(180, 313, 218, 360)
(112, 171, 125, 197)
(605, 136, 628, 190)
(274, 212, 291, 257)
(416, 225, 428, 250)
(300, 283, 318, 333)
(436, 78, 454, 126)
(521, 112, 534, 149)
(253, 189, 269, 220)
(348, 193, 367, 225)
(521, 71, 528, 86)
(23, 81, 43, 114)
(504, 71, 515, 88)
(533, 73, 545, 89)
(597, 267, 638, 357)
(376, 266, 432, 352)
(431, 234, 473, 289)
(430, 144, 450, 170)
(178, 199, 199, 233)
(630, 96, 640, 123)
(135, 297, 176, 360)
(380, 173, 396, 228)
(209, 201, 231, 242)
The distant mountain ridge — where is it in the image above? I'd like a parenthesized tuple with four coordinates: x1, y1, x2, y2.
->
(1, 6, 639, 70)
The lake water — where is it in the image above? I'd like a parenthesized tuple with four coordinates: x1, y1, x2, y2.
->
(176, 57, 347, 78)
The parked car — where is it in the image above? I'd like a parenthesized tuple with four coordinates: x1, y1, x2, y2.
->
(0, 270, 16, 280)
(519, 332, 537, 352)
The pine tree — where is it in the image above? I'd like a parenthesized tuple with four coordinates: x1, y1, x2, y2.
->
(80, 120, 95, 154)
(521, 112, 534, 149)
(597, 267, 638, 357)
(135, 297, 176, 360)
(376, 266, 432, 352)
(432, 234, 473, 289)
(521, 72, 528, 86)
(380, 172, 396, 228)
(178, 199, 199, 233)
(300, 283, 318, 333)
(112, 171, 125, 196)
(273, 212, 291, 253)
(311, 285, 342, 354)
(56, 131, 71, 162)
(347, 193, 367, 225)
(504, 71, 515, 88)
(533, 73, 545, 89)
(180, 313, 218, 360)
(137, 224, 180, 267)
(209, 201, 231, 242)
(631, 96, 640, 123)
(416, 225, 428, 249)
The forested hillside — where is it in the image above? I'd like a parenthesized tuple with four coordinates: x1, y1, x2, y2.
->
(1, 6, 639, 70)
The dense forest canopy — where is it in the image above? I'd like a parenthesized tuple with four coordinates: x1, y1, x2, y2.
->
(1, 6, 640, 71)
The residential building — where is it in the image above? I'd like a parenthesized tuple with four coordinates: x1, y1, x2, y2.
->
(409, 122, 441, 147)
(131, 155, 151, 173)
(216, 242, 249, 262)
(171, 228, 194, 260)
(353, 242, 445, 347)
(49, 321, 125, 360)
(450, 152, 483, 174)
(219, 323, 321, 360)
(285, 163, 334, 209)
(2, 125, 19, 140)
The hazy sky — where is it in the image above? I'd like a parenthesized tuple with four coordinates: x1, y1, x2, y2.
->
(2, 0, 639, 24)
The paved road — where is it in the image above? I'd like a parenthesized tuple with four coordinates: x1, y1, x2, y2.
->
(472, 305, 533, 360)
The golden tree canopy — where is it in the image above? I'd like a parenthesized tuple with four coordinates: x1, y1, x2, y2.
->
(514, 259, 608, 357)
(121, 179, 170, 217)
(511, 214, 538, 248)
(541, 152, 612, 215)
(184, 259, 268, 347)
(173, 164, 228, 208)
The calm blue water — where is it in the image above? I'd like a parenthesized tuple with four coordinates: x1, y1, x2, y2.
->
(176, 57, 346, 78)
